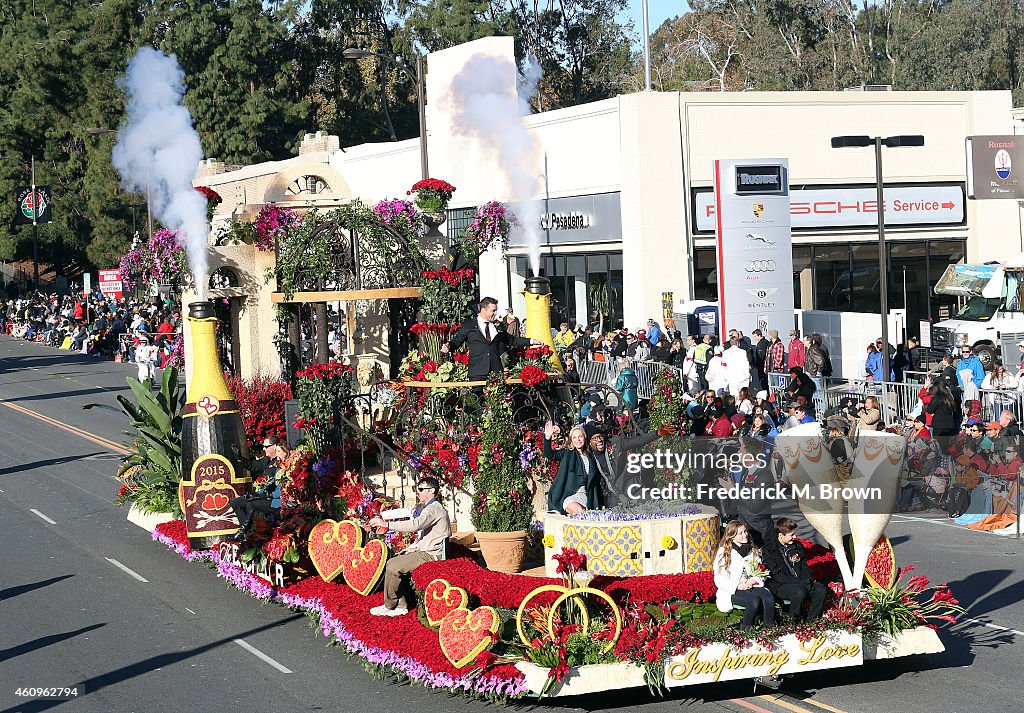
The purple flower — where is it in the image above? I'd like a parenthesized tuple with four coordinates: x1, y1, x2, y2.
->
(312, 456, 335, 477)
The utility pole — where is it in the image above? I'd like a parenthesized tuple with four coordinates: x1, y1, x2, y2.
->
(31, 154, 39, 290)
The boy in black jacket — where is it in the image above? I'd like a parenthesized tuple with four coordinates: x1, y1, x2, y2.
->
(763, 517, 828, 623)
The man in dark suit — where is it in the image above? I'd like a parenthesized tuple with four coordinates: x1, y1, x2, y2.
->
(442, 296, 541, 380)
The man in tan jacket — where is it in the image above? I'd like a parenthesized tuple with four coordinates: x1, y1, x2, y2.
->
(368, 476, 451, 616)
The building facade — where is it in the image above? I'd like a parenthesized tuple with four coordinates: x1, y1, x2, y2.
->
(196, 37, 1021, 382)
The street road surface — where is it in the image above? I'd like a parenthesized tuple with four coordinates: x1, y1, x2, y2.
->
(0, 336, 1020, 713)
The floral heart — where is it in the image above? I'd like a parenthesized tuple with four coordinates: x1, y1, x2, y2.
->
(423, 578, 469, 628)
(308, 519, 363, 583)
(197, 395, 220, 417)
(201, 492, 229, 511)
(438, 606, 500, 669)
(344, 538, 389, 596)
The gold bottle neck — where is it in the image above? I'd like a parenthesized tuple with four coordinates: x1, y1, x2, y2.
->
(185, 316, 233, 405)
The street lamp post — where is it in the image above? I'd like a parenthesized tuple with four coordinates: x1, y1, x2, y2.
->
(343, 48, 428, 180)
(831, 134, 925, 383)
(1, 148, 42, 290)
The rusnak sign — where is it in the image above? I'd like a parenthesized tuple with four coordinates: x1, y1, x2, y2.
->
(967, 135, 1024, 199)
(713, 158, 795, 337)
(735, 165, 786, 195)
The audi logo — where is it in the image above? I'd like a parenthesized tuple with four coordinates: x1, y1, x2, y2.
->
(744, 260, 776, 272)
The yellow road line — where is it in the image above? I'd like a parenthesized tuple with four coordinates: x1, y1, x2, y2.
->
(782, 696, 851, 713)
(1, 400, 130, 455)
(757, 695, 819, 713)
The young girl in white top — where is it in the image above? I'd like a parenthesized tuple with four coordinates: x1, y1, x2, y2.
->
(713, 520, 776, 629)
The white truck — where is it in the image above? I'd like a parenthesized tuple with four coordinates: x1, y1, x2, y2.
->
(931, 258, 1024, 368)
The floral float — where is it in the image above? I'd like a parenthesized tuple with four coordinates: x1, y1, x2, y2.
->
(152, 521, 961, 701)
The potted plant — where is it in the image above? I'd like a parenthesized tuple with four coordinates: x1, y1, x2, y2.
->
(407, 178, 456, 226)
(471, 377, 534, 572)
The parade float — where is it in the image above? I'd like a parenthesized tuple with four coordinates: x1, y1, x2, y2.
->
(128, 179, 960, 702)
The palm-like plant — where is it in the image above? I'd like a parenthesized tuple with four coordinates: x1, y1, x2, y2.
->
(116, 368, 185, 516)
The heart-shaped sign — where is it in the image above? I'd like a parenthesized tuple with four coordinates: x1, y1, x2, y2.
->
(344, 538, 389, 596)
(308, 519, 363, 583)
(424, 578, 469, 628)
(438, 607, 500, 669)
(201, 492, 230, 511)
(197, 395, 220, 418)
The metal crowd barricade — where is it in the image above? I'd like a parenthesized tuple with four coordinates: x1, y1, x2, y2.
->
(979, 388, 1024, 423)
(766, 372, 790, 401)
(879, 381, 922, 425)
(577, 358, 614, 386)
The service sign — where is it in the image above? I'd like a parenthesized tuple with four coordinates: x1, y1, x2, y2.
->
(695, 184, 965, 233)
(98, 268, 123, 301)
(713, 158, 794, 337)
(663, 632, 863, 688)
(967, 135, 1024, 199)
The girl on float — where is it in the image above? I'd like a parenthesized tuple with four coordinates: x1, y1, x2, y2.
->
(544, 420, 602, 515)
(713, 520, 776, 630)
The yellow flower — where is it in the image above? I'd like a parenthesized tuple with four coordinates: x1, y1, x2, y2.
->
(661, 535, 677, 550)
(542, 534, 555, 548)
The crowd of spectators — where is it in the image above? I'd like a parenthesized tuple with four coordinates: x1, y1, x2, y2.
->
(1, 289, 183, 375)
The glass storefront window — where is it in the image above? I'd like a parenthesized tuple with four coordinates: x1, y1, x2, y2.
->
(849, 244, 882, 314)
(889, 242, 929, 332)
(928, 240, 966, 321)
(693, 249, 717, 301)
(793, 246, 812, 309)
(508, 251, 624, 335)
(813, 245, 851, 311)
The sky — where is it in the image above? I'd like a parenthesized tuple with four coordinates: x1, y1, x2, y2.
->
(625, 0, 689, 46)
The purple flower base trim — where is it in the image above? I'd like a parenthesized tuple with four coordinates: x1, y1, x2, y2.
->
(151, 529, 214, 563)
(153, 532, 526, 699)
(279, 592, 528, 698)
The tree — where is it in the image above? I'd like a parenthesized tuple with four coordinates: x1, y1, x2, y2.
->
(154, 0, 309, 164)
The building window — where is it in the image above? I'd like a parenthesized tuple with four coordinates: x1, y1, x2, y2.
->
(507, 251, 624, 334)
(446, 207, 476, 245)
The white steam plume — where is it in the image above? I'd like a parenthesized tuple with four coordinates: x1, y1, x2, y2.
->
(112, 47, 209, 300)
(449, 53, 545, 275)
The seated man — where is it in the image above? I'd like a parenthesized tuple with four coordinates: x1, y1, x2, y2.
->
(229, 436, 288, 541)
(368, 477, 451, 617)
(762, 517, 828, 623)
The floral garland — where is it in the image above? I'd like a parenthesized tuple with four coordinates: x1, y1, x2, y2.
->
(253, 205, 303, 252)
(461, 201, 515, 258)
(373, 199, 419, 231)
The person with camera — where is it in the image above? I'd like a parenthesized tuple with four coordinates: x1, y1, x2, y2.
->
(229, 436, 290, 541)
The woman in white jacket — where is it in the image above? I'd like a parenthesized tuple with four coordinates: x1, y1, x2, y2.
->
(713, 520, 776, 629)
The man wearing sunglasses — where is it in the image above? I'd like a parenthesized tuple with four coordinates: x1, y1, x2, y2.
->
(956, 345, 985, 391)
(368, 477, 451, 617)
(229, 436, 290, 542)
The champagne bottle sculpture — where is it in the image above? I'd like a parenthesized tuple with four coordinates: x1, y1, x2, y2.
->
(178, 301, 251, 549)
(523, 276, 563, 372)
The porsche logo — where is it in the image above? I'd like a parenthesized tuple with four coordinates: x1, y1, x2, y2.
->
(752, 203, 765, 217)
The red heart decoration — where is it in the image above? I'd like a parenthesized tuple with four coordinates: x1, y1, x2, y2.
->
(344, 539, 389, 596)
(201, 492, 229, 511)
(438, 607, 500, 669)
(424, 578, 469, 628)
(197, 395, 220, 417)
(308, 519, 363, 583)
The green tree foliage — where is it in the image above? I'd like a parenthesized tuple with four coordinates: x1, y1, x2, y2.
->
(643, 0, 1024, 97)
(154, 0, 309, 164)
